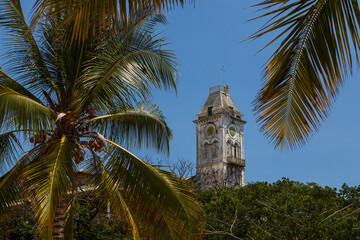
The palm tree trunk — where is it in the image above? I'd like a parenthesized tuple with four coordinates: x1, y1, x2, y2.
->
(52, 202, 66, 240)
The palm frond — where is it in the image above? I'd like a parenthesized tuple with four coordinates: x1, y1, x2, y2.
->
(0, 0, 59, 99)
(25, 136, 75, 238)
(250, 0, 360, 149)
(0, 146, 41, 214)
(88, 155, 140, 239)
(102, 139, 204, 240)
(0, 85, 55, 131)
(74, 14, 178, 111)
(85, 102, 172, 153)
(31, 0, 191, 44)
(0, 131, 22, 173)
(0, 69, 42, 103)
(39, 17, 87, 102)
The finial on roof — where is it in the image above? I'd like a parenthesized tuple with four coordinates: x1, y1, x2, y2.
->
(220, 66, 226, 86)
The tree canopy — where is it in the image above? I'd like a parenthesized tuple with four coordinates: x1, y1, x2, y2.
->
(199, 178, 360, 239)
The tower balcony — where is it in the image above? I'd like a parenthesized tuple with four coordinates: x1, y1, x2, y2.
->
(226, 156, 246, 167)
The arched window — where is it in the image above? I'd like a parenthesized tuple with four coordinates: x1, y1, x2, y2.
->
(234, 143, 240, 158)
(226, 140, 232, 156)
(202, 142, 210, 160)
(212, 139, 218, 159)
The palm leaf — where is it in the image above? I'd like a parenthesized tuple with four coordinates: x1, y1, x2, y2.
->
(0, 131, 22, 173)
(24, 136, 75, 238)
(0, 85, 55, 131)
(74, 14, 178, 111)
(102, 139, 204, 240)
(31, 0, 191, 44)
(88, 155, 140, 239)
(0, 146, 41, 214)
(250, 0, 360, 149)
(0, 69, 42, 103)
(39, 16, 87, 102)
(0, 0, 59, 98)
(85, 102, 172, 153)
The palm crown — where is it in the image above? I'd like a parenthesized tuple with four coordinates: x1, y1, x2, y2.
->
(0, 0, 203, 239)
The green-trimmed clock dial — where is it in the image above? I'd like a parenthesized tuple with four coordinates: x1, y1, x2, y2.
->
(207, 126, 215, 136)
(229, 126, 236, 137)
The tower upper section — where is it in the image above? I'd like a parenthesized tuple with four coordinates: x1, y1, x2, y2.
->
(193, 84, 246, 188)
(196, 85, 243, 120)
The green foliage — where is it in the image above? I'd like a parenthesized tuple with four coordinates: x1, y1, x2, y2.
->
(198, 178, 360, 239)
(0, 203, 37, 240)
(0, 200, 132, 240)
(2, 179, 360, 240)
(73, 200, 131, 240)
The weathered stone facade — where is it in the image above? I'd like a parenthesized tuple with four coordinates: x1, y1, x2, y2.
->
(193, 85, 246, 189)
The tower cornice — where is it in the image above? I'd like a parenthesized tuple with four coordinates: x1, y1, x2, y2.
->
(193, 113, 246, 125)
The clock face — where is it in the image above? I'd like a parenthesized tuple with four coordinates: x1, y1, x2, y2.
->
(229, 126, 236, 137)
(206, 126, 215, 137)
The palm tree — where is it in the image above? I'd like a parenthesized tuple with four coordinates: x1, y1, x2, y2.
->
(0, 1, 203, 239)
(31, 0, 193, 43)
(249, 0, 360, 150)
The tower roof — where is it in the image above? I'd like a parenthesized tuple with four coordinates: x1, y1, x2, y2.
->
(197, 85, 243, 119)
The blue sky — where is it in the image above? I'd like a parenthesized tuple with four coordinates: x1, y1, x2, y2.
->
(17, 0, 360, 188)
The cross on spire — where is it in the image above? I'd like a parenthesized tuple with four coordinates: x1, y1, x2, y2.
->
(220, 66, 226, 86)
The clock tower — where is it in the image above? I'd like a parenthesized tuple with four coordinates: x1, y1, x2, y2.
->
(193, 85, 246, 188)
